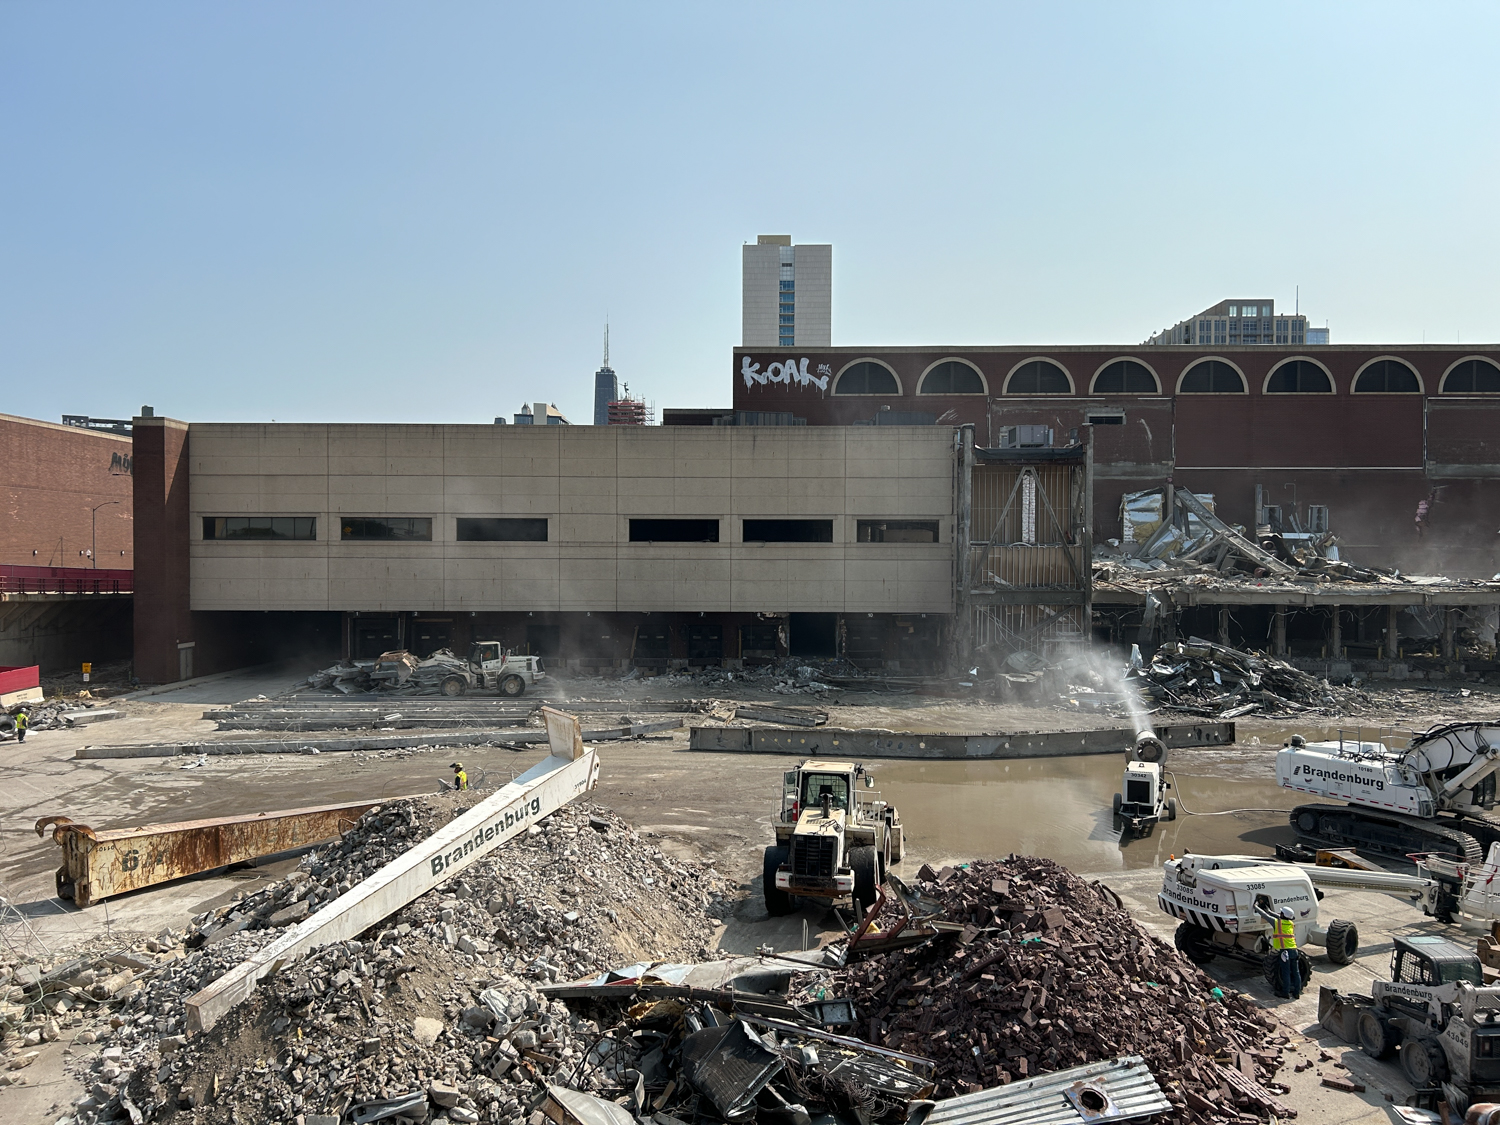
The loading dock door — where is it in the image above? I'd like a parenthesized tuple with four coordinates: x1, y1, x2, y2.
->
(844, 617, 886, 667)
(353, 617, 399, 659)
(687, 623, 723, 664)
(740, 623, 779, 664)
(412, 621, 452, 657)
(526, 623, 561, 658)
(789, 613, 837, 658)
(631, 622, 670, 666)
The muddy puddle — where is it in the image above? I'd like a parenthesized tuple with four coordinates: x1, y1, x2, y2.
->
(874, 748, 1298, 875)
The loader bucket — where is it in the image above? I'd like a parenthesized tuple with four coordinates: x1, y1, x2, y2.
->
(1317, 985, 1368, 1042)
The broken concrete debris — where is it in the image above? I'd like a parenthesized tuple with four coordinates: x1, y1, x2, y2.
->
(302, 650, 475, 696)
(14, 797, 727, 1124)
(1, 699, 117, 738)
(1128, 637, 1359, 717)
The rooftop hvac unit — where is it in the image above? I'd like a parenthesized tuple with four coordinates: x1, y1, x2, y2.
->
(998, 425, 1053, 449)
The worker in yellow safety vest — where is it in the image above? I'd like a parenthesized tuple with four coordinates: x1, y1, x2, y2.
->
(14, 709, 29, 744)
(450, 762, 468, 790)
(1255, 903, 1301, 998)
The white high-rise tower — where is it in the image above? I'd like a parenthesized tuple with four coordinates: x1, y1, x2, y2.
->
(742, 235, 831, 348)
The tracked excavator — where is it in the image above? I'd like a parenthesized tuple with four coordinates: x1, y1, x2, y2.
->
(1278, 721, 1500, 863)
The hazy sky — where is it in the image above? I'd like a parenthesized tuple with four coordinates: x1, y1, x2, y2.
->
(4, 3, 1497, 426)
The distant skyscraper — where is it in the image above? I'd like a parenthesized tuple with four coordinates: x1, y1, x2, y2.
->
(593, 324, 618, 425)
(742, 235, 831, 348)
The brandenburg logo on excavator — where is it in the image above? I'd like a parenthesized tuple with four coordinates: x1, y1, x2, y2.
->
(1292, 763, 1384, 791)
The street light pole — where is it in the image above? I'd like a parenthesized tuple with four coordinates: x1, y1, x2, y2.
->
(90, 501, 120, 569)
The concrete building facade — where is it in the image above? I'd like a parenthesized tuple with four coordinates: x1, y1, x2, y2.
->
(742, 235, 831, 348)
(132, 422, 958, 682)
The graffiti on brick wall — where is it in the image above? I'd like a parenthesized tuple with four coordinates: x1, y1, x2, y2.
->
(110, 452, 132, 475)
(741, 356, 830, 392)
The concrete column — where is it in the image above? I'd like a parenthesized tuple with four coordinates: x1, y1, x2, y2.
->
(1442, 608, 1457, 660)
(1274, 607, 1288, 657)
(1329, 606, 1342, 659)
(1218, 605, 1230, 648)
(1386, 604, 1401, 660)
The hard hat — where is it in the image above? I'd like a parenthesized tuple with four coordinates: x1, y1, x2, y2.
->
(1280, 907, 1295, 920)
(450, 762, 464, 770)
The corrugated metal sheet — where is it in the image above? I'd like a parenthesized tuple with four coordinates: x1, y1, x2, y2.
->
(913, 1056, 1169, 1125)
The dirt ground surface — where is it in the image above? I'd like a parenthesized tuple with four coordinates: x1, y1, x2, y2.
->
(6, 663, 1500, 1123)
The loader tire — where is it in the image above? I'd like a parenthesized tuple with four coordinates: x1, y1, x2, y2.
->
(1173, 922, 1216, 965)
(500, 675, 526, 697)
(851, 845, 879, 917)
(440, 675, 467, 698)
(763, 846, 792, 917)
(1167, 798, 1178, 822)
(1324, 919, 1359, 965)
(1357, 1010, 1395, 1059)
(1112, 793, 1122, 815)
(1400, 1037, 1448, 1087)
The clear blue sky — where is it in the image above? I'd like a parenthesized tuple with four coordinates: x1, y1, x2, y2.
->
(3, 3, 1497, 425)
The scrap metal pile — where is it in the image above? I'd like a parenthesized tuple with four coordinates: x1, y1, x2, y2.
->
(1128, 638, 1362, 717)
(820, 856, 1294, 1122)
(1096, 484, 1498, 593)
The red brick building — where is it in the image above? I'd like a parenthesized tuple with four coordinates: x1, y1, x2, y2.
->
(1, 413, 134, 567)
(0, 413, 134, 669)
(732, 345, 1500, 579)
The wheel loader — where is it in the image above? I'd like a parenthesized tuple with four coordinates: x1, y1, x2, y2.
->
(763, 760, 903, 918)
(429, 643, 546, 697)
(1318, 934, 1500, 1112)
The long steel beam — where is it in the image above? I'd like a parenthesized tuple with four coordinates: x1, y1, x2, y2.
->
(34, 797, 415, 907)
(184, 707, 597, 1035)
(688, 721, 1236, 759)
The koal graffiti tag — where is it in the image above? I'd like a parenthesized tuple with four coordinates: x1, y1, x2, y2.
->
(741, 356, 829, 392)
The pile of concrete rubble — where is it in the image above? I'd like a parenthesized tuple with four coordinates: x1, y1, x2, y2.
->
(1, 699, 115, 737)
(5, 797, 727, 1125)
(821, 856, 1292, 1121)
(1127, 638, 1363, 717)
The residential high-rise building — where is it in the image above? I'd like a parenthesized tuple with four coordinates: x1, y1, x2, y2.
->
(592, 324, 618, 426)
(1145, 299, 1324, 346)
(742, 235, 831, 348)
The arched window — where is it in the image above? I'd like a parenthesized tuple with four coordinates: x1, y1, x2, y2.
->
(833, 361, 900, 395)
(1004, 360, 1072, 394)
(1265, 360, 1333, 394)
(1442, 358, 1500, 393)
(918, 360, 985, 394)
(1092, 360, 1160, 394)
(1353, 359, 1421, 393)
(1178, 360, 1246, 394)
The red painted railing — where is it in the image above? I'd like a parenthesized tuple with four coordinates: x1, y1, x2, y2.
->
(0, 565, 133, 595)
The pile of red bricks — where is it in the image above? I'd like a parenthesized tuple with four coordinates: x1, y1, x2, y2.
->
(827, 856, 1295, 1121)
